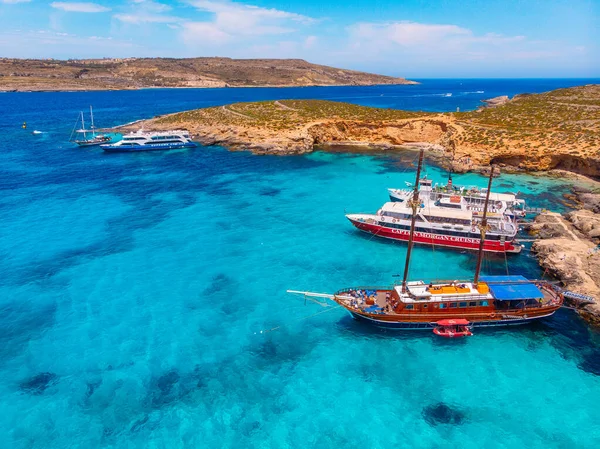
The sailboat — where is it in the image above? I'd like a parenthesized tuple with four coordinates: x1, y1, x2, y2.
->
(288, 149, 563, 331)
(69, 106, 112, 147)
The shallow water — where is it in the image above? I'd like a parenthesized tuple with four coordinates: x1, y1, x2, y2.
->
(1, 82, 600, 448)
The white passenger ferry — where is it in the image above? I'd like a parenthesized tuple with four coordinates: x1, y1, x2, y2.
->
(101, 130, 196, 152)
(347, 178, 522, 254)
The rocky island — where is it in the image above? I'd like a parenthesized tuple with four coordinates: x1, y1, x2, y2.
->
(134, 84, 600, 176)
(0, 57, 416, 91)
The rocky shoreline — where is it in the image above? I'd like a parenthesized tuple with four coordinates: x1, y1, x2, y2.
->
(128, 85, 600, 177)
(527, 187, 600, 326)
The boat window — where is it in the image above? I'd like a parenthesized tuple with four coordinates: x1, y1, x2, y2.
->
(439, 303, 446, 309)
(450, 303, 457, 308)
(469, 301, 477, 307)
(423, 304, 428, 309)
(479, 300, 489, 306)
(405, 304, 414, 310)
(459, 302, 467, 308)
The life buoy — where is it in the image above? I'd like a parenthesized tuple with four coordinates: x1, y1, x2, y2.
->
(489, 313, 496, 319)
(523, 314, 528, 319)
(471, 226, 476, 232)
(393, 218, 399, 223)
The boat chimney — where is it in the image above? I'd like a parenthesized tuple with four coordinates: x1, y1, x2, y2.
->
(401, 148, 425, 293)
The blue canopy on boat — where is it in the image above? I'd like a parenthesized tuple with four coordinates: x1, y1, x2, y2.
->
(480, 275, 543, 301)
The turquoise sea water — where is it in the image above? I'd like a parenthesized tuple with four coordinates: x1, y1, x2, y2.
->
(1, 80, 600, 448)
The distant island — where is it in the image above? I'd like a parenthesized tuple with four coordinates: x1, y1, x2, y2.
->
(133, 84, 600, 177)
(0, 57, 416, 91)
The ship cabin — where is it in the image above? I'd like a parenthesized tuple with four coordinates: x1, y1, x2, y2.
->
(390, 280, 495, 315)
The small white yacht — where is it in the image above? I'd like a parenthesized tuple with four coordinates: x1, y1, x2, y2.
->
(101, 130, 196, 152)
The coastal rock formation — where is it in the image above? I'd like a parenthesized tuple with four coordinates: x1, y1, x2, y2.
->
(481, 95, 510, 108)
(0, 57, 416, 91)
(529, 206, 600, 326)
(131, 84, 600, 177)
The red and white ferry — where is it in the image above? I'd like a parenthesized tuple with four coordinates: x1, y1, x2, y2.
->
(347, 179, 522, 253)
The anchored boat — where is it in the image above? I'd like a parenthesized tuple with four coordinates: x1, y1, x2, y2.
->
(288, 149, 563, 331)
(433, 319, 473, 338)
(101, 130, 196, 152)
(388, 173, 526, 219)
(347, 173, 522, 254)
(69, 106, 112, 147)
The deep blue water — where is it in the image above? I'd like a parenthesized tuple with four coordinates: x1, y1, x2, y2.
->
(1, 80, 600, 449)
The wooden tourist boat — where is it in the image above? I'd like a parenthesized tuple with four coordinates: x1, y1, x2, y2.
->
(288, 150, 563, 331)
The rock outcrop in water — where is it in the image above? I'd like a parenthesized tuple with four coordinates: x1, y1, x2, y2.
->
(481, 95, 510, 107)
(131, 84, 600, 177)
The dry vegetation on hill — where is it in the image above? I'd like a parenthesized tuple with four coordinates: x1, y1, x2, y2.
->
(454, 85, 600, 174)
(0, 57, 415, 91)
(141, 84, 600, 176)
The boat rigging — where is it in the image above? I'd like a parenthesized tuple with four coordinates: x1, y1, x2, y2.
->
(288, 149, 564, 332)
(69, 106, 112, 147)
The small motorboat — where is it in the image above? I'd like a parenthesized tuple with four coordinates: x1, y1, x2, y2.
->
(433, 319, 473, 338)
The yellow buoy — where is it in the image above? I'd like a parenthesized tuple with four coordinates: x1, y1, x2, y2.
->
(22, 122, 27, 129)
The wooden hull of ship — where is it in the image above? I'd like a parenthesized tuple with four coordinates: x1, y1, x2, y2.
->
(347, 307, 560, 330)
(348, 217, 521, 254)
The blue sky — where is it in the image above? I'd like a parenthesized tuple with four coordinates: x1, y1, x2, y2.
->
(0, 0, 597, 77)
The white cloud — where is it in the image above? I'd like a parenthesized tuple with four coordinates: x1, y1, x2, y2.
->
(351, 22, 471, 47)
(0, 29, 139, 58)
(182, 22, 231, 44)
(114, 13, 181, 24)
(303, 35, 317, 49)
(50, 2, 111, 13)
(339, 20, 594, 77)
(182, 0, 317, 44)
(129, 0, 171, 13)
(1, 0, 32, 4)
(113, 1, 178, 25)
(347, 21, 535, 59)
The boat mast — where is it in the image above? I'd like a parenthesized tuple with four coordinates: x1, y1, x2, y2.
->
(401, 148, 425, 293)
(473, 165, 495, 285)
(90, 105, 95, 133)
(81, 111, 86, 139)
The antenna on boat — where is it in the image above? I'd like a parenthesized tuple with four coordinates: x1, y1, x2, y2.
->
(401, 148, 425, 293)
(473, 165, 495, 285)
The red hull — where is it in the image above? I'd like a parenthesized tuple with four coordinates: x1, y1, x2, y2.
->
(348, 218, 520, 254)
